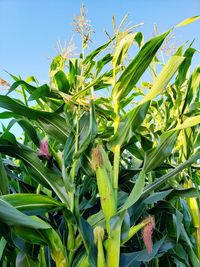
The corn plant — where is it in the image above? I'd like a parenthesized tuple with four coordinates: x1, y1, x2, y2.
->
(0, 12, 200, 267)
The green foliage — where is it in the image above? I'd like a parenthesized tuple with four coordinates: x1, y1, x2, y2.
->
(0, 12, 200, 267)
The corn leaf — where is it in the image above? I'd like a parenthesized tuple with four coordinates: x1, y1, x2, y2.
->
(0, 95, 69, 143)
(143, 150, 200, 196)
(176, 16, 200, 27)
(120, 238, 172, 267)
(174, 115, 200, 130)
(17, 119, 40, 147)
(54, 70, 70, 93)
(143, 131, 178, 173)
(75, 100, 97, 158)
(112, 30, 170, 100)
(140, 55, 185, 105)
(28, 84, 50, 101)
(109, 102, 150, 148)
(83, 37, 114, 65)
(16, 252, 39, 267)
(113, 32, 142, 67)
(1, 194, 62, 215)
(0, 155, 9, 195)
(0, 142, 68, 203)
(0, 198, 50, 229)
(120, 171, 146, 211)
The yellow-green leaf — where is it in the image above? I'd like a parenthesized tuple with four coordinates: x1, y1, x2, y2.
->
(140, 55, 185, 105)
(176, 16, 200, 27)
(120, 171, 146, 211)
(175, 115, 200, 130)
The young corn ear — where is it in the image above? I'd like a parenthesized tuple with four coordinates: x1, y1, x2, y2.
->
(91, 145, 117, 223)
(184, 179, 200, 259)
(94, 226, 106, 267)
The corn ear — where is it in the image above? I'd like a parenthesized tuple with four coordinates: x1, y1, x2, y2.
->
(184, 179, 200, 259)
(184, 180, 200, 228)
(94, 226, 106, 267)
(91, 146, 117, 222)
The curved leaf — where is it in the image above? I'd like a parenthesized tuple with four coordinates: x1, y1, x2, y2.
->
(54, 70, 70, 93)
(140, 55, 185, 105)
(0, 95, 69, 143)
(16, 252, 39, 267)
(110, 102, 150, 148)
(0, 142, 68, 203)
(75, 100, 97, 158)
(143, 150, 200, 196)
(143, 131, 178, 173)
(112, 30, 170, 100)
(0, 198, 50, 229)
(1, 194, 62, 215)
(120, 171, 146, 211)
(176, 16, 200, 27)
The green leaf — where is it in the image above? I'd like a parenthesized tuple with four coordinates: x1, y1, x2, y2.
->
(79, 217, 97, 267)
(173, 209, 183, 242)
(110, 102, 149, 148)
(170, 188, 200, 198)
(83, 37, 114, 65)
(8, 80, 51, 102)
(7, 80, 36, 95)
(182, 67, 200, 114)
(54, 70, 70, 93)
(96, 53, 113, 76)
(143, 150, 200, 196)
(14, 227, 67, 266)
(17, 119, 40, 147)
(143, 130, 178, 173)
(120, 238, 167, 267)
(130, 189, 173, 224)
(28, 84, 50, 101)
(176, 16, 200, 27)
(180, 225, 200, 267)
(44, 228, 67, 266)
(120, 171, 146, 211)
(0, 198, 50, 229)
(145, 189, 173, 203)
(75, 100, 97, 158)
(176, 47, 197, 87)
(64, 132, 75, 166)
(1, 194, 62, 215)
(0, 155, 9, 195)
(16, 251, 39, 267)
(0, 131, 17, 144)
(0, 237, 7, 261)
(0, 111, 17, 119)
(112, 30, 170, 100)
(0, 95, 69, 143)
(72, 70, 113, 100)
(0, 142, 68, 203)
(140, 55, 185, 104)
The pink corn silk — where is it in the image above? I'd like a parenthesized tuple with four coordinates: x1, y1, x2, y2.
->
(38, 140, 51, 159)
(142, 216, 155, 254)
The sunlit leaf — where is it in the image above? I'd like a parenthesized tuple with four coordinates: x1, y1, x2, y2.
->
(176, 16, 200, 27)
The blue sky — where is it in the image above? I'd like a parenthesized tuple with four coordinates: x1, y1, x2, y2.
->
(0, 0, 200, 84)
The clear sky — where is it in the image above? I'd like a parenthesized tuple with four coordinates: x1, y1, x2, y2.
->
(0, 0, 200, 84)
(0, 0, 199, 136)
